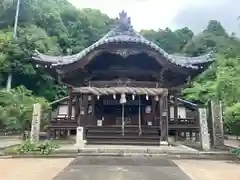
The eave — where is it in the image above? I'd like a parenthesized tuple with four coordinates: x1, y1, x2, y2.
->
(31, 11, 214, 82)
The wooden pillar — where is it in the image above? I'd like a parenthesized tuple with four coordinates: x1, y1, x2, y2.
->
(82, 94, 88, 140)
(151, 96, 156, 125)
(160, 92, 169, 144)
(90, 95, 96, 125)
(167, 94, 171, 122)
(173, 91, 178, 120)
(138, 95, 142, 135)
(67, 87, 73, 121)
(159, 95, 163, 132)
(75, 95, 80, 125)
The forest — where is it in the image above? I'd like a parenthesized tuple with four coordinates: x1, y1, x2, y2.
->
(0, 0, 239, 135)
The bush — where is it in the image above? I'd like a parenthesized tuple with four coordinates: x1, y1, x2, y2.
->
(0, 86, 49, 135)
(225, 103, 240, 137)
(231, 148, 240, 157)
(17, 139, 59, 155)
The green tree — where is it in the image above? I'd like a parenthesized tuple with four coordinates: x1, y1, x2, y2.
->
(0, 0, 113, 101)
(0, 86, 49, 134)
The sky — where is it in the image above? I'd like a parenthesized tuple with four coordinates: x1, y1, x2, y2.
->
(68, 0, 193, 30)
(68, 0, 239, 33)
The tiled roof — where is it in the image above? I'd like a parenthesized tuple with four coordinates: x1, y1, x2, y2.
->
(32, 11, 214, 70)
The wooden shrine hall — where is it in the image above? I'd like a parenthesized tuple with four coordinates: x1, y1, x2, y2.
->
(32, 11, 214, 146)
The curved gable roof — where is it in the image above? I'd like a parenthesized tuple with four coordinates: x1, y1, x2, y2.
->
(32, 11, 214, 70)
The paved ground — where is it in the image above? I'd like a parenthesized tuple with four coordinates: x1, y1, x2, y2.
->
(0, 157, 239, 180)
(54, 157, 192, 180)
(59, 144, 199, 154)
(0, 139, 21, 149)
(0, 158, 73, 180)
(225, 138, 240, 148)
(175, 160, 240, 180)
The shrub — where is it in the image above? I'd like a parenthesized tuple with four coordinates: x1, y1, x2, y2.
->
(225, 103, 240, 137)
(231, 148, 240, 157)
(0, 86, 49, 135)
(17, 139, 59, 155)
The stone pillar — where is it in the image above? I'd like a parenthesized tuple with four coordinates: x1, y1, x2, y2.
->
(75, 126, 86, 148)
(210, 100, 224, 147)
(30, 103, 41, 143)
(198, 107, 210, 151)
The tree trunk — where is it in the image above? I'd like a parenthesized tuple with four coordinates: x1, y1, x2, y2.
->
(6, 73, 12, 92)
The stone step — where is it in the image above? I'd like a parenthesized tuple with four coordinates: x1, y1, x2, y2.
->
(54, 146, 236, 161)
(86, 135, 160, 140)
(86, 131, 160, 136)
(86, 126, 160, 131)
(0, 136, 21, 139)
(86, 140, 160, 146)
(87, 129, 159, 133)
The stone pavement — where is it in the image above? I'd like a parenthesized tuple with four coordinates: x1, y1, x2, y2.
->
(0, 158, 73, 180)
(175, 160, 240, 180)
(0, 157, 239, 180)
(54, 156, 192, 180)
(0, 139, 21, 149)
(225, 137, 240, 148)
(59, 144, 199, 154)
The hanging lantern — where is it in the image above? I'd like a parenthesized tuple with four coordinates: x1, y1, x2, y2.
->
(155, 96, 159, 101)
(132, 94, 135, 100)
(97, 95, 100, 100)
(145, 106, 151, 114)
(88, 95, 92, 101)
(113, 94, 116, 99)
(88, 105, 92, 114)
(120, 93, 126, 104)
(146, 94, 149, 100)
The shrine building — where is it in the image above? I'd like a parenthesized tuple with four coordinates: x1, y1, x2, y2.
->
(32, 11, 214, 146)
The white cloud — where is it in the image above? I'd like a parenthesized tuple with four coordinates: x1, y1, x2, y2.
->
(68, 0, 191, 30)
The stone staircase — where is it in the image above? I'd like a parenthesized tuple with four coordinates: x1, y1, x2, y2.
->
(86, 125, 161, 146)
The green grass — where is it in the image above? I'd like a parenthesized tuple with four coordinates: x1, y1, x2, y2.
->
(3, 144, 20, 155)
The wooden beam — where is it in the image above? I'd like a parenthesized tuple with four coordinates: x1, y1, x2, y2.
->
(86, 79, 162, 88)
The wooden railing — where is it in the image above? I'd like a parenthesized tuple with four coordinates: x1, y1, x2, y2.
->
(50, 116, 76, 123)
(48, 116, 77, 129)
(169, 118, 198, 125)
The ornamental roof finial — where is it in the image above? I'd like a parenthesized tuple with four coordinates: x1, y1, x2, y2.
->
(117, 10, 132, 29)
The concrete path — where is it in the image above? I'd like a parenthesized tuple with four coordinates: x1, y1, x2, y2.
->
(175, 160, 240, 180)
(225, 138, 240, 148)
(54, 156, 192, 180)
(0, 139, 21, 149)
(0, 157, 239, 180)
(0, 158, 73, 180)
